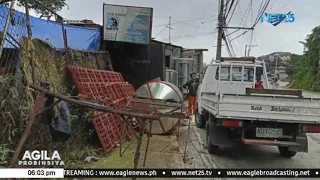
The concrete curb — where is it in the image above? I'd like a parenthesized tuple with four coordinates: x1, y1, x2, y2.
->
(191, 125, 223, 180)
(302, 90, 320, 95)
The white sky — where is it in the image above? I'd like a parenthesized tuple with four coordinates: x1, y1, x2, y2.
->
(22, 0, 320, 64)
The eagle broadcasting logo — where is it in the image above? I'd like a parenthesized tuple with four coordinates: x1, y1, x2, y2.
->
(18, 150, 64, 166)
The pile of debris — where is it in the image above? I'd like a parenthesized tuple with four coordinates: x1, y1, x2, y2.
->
(68, 65, 137, 152)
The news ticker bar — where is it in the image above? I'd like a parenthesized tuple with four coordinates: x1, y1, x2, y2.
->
(0, 168, 319, 178)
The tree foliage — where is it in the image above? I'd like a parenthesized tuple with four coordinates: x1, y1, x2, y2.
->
(292, 26, 320, 91)
(286, 54, 301, 77)
(16, 0, 67, 17)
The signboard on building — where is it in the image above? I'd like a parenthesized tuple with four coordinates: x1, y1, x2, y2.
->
(103, 4, 153, 44)
(181, 50, 195, 58)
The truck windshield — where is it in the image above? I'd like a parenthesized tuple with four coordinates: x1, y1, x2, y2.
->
(216, 66, 256, 82)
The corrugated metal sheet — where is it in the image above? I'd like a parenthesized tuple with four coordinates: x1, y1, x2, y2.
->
(149, 41, 165, 80)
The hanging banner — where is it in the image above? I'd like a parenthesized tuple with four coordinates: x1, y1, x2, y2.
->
(103, 4, 153, 44)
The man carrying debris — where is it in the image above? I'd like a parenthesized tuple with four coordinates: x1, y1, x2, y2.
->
(182, 72, 199, 116)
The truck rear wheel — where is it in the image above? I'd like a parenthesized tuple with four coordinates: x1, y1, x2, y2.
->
(278, 147, 297, 158)
(195, 110, 206, 128)
(206, 123, 219, 154)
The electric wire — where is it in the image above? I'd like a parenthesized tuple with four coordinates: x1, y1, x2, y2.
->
(188, 24, 208, 45)
(247, 0, 272, 56)
(153, 15, 218, 27)
(162, 30, 217, 40)
(239, 2, 251, 26)
(225, 29, 240, 37)
(247, 0, 254, 55)
(187, 12, 210, 48)
(236, 0, 253, 52)
(224, 29, 236, 56)
(252, 0, 271, 28)
(231, 0, 271, 42)
(227, 0, 239, 25)
(223, 0, 238, 56)
(225, 0, 235, 19)
(250, 0, 253, 27)
(230, 30, 249, 41)
(223, 33, 233, 56)
(254, 0, 265, 25)
(154, 25, 168, 38)
(224, 0, 231, 18)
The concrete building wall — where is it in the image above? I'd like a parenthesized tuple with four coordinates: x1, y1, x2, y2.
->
(181, 49, 207, 74)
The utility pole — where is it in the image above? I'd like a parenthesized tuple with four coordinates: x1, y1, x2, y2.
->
(169, 16, 171, 43)
(275, 56, 278, 75)
(215, 0, 254, 60)
(244, 45, 247, 57)
(246, 44, 258, 56)
(216, 0, 225, 60)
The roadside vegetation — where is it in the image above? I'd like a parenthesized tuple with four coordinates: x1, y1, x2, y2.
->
(0, 0, 106, 169)
(291, 26, 320, 91)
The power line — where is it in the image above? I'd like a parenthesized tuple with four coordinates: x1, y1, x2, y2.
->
(224, 0, 238, 57)
(250, 0, 253, 27)
(254, 0, 265, 25)
(227, 0, 239, 25)
(225, 0, 235, 19)
(249, 29, 254, 45)
(248, 0, 254, 47)
(224, 0, 230, 18)
(162, 30, 217, 40)
(224, 29, 236, 56)
(188, 23, 202, 48)
(267, 0, 276, 12)
(231, 0, 271, 43)
(223, 33, 233, 56)
(239, 2, 251, 26)
(188, 2, 214, 48)
(153, 15, 218, 27)
(230, 30, 249, 41)
(252, 0, 271, 28)
(154, 25, 168, 38)
(225, 29, 240, 37)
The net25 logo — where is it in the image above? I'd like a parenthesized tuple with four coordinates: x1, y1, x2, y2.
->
(260, 11, 295, 26)
(18, 150, 64, 166)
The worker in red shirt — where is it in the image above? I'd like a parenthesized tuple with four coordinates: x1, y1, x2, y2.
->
(254, 76, 264, 89)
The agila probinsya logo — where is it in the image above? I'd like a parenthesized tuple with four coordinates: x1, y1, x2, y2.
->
(18, 150, 64, 166)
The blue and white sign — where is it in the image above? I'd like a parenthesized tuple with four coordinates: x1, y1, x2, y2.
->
(103, 4, 153, 44)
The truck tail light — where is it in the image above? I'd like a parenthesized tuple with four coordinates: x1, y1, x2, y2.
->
(222, 120, 242, 127)
(302, 125, 320, 133)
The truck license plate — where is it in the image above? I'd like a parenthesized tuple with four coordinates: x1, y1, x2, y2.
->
(256, 128, 283, 138)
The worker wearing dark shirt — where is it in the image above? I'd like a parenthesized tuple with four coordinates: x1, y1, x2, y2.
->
(182, 72, 199, 116)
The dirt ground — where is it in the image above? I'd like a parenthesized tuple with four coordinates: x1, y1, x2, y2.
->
(86, 133, 187, 180)
(83, 116, 213, 180)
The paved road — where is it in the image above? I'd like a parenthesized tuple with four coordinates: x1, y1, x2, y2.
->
(192, 91, 320, 180)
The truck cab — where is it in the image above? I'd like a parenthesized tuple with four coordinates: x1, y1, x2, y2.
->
(196, 57, 320, 158)
(196, 57, 268, 127)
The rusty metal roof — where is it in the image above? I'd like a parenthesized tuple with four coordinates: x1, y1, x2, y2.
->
(151, 39, 183, 48)
(64, 19, 97, 25)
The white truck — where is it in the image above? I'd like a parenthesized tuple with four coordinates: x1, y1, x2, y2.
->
(196, 57, 320, 158)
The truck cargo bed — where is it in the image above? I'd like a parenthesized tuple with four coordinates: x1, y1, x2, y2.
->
(201, 92, 320, 124)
